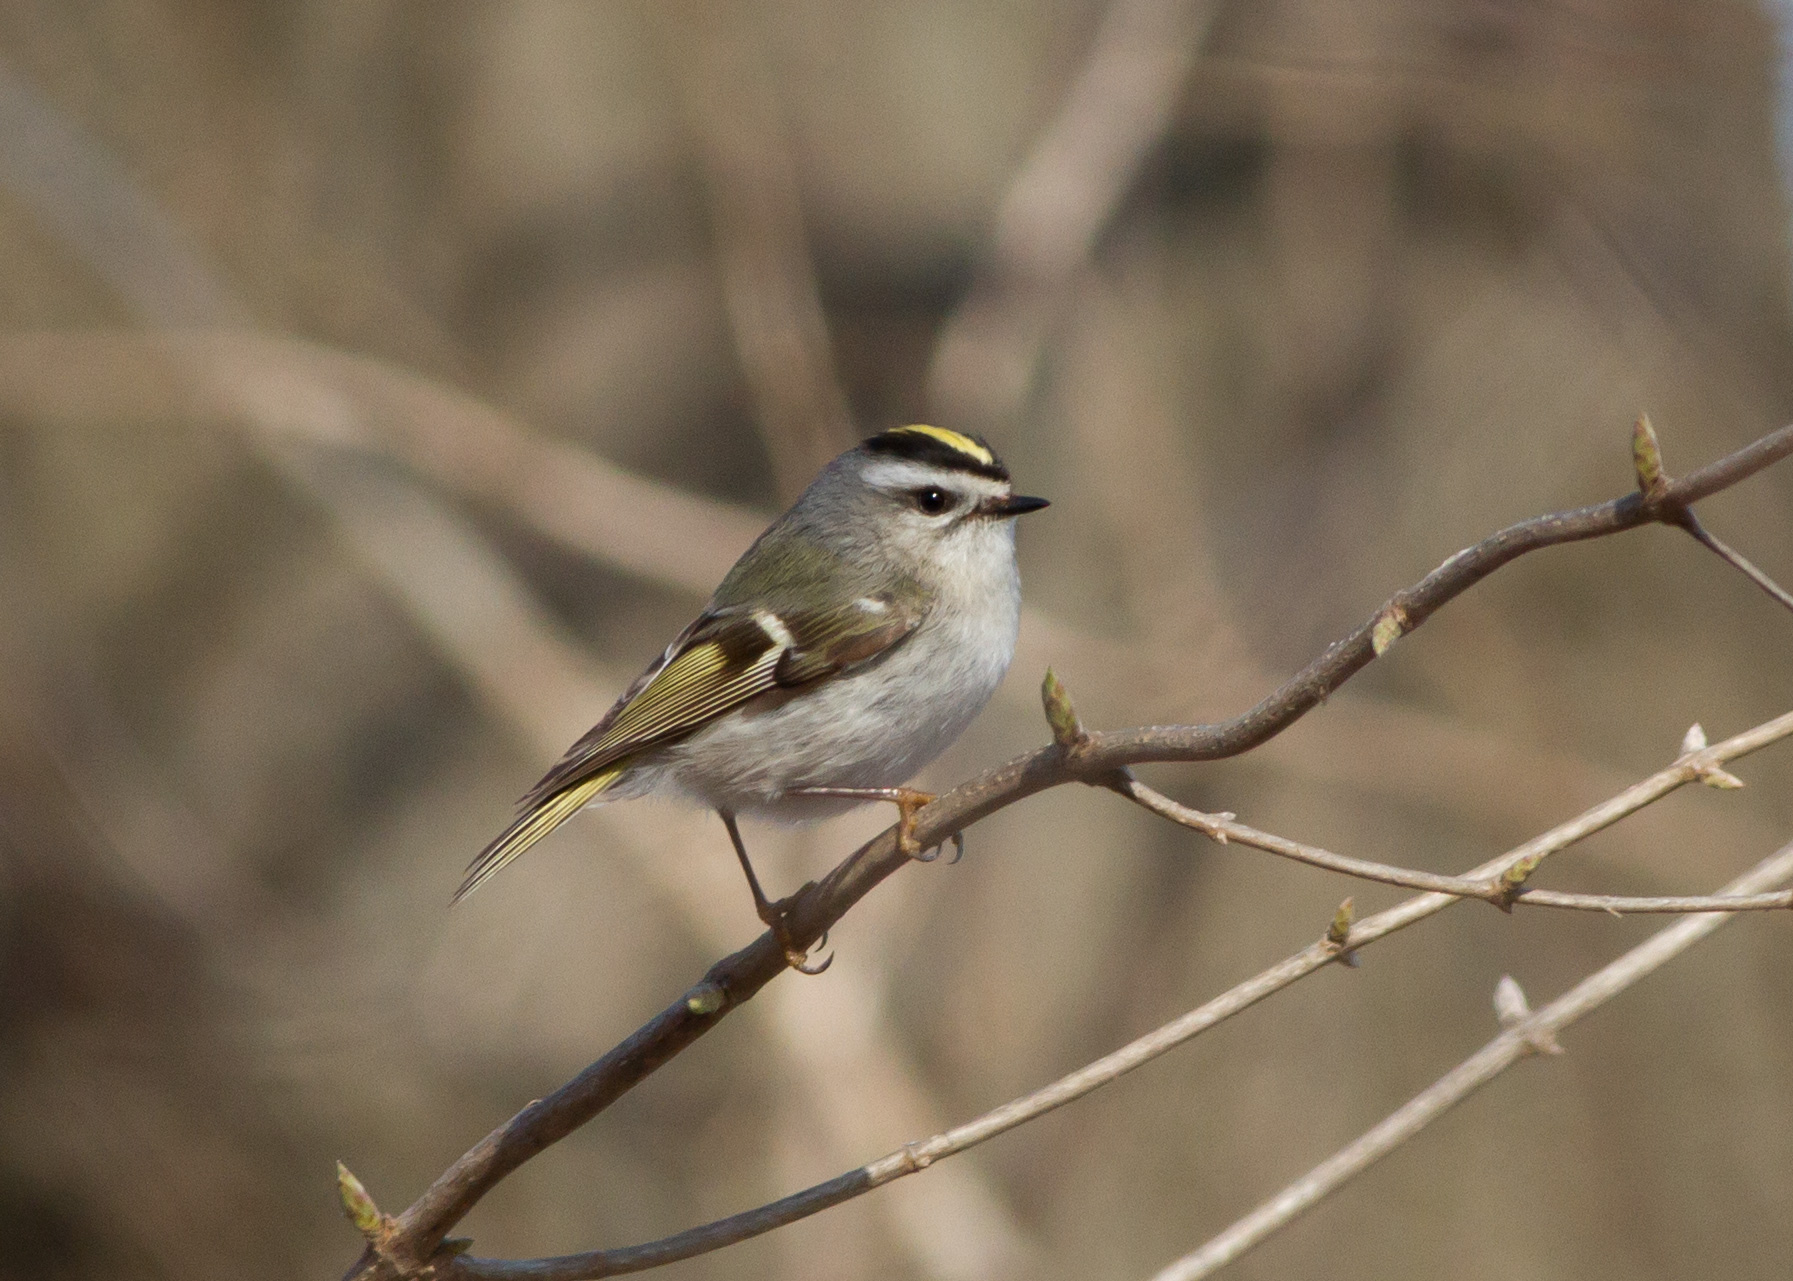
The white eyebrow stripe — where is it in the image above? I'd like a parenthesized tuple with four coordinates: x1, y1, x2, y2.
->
(855, 596, 888, 613)
(859, 459, 1009, 499)
(753, 609, 795, 648)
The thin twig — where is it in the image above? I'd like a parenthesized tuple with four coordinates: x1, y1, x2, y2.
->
(1116, 729, 1793, 910)
(1152, 838, 1793, 1281)
(424, 708, 1793, 1280)
(338, 419, 1793, 1279)
(1674, 509, 1793, 614)
(1507, 887, 1793, 911)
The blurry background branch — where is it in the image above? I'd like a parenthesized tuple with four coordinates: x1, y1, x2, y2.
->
(0, 330, 763, 594)
(927, 0, 1223, 430)
(0, 53, 253, 328)
(673, 1, 859, 498)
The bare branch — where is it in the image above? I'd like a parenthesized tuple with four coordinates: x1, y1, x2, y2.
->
(1507, 887, 1793, 912)
(1151, 838, 1793, 1281)
(1116, 729, 1793, 911)
(423, 707, 1793, 1280)
(1085, 419, 1793, 769)
(338, 419, 1793, 1278)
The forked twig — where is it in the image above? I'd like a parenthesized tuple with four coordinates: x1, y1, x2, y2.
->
(1633, 414, 1793, 615)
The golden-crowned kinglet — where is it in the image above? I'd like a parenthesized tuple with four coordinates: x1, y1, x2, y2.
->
(456, 424, 1047, 971)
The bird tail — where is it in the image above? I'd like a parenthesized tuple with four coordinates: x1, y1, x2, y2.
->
(453, 764, 626, 904)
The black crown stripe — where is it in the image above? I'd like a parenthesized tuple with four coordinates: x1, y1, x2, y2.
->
(862, 425, 1009, 481)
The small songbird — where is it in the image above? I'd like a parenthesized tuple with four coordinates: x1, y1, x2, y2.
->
(456, 425, 1048, 971)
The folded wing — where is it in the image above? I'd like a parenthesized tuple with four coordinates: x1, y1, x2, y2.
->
(454, 595, 920, 901)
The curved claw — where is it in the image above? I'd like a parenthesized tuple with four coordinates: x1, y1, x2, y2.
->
(764, 898, 833, 975)
(792, 950, 833, 975)
(788, 930, 832, 974)
(915, 832, 967, 864)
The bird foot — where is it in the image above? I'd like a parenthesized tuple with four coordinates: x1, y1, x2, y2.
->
(891, 786, 935, 858)
(788, 785, 949, 861)
(763, 895, 831, 975)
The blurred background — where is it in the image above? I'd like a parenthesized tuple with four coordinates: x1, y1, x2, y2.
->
(1, 3, 1792, 1279)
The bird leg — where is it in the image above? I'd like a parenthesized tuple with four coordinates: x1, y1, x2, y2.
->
(786, 786, 959, 862)
(719, 810, 830, 974)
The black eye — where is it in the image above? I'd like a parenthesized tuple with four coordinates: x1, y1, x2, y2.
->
(910, 486, 953, 515)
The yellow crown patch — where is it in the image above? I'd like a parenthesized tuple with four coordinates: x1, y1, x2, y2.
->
(888, 424, 995, 467)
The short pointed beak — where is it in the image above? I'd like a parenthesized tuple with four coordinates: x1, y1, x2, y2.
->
(981, 494, 1050, 518)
